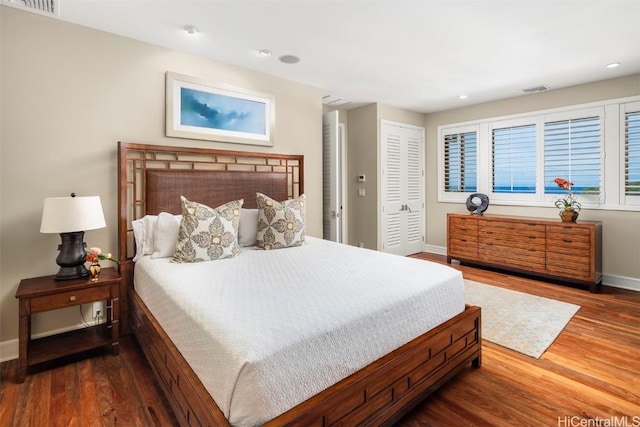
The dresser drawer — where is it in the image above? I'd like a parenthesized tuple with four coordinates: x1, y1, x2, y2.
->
(479, 243, 546, 269)
(31, 285, 110, 312)
(449, 216, 478, 233)
(449, 239, 479, 259)
(479, 220, 545, 240)
(546, 225, 591, 251)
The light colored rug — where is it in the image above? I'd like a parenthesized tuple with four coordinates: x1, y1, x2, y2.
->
(464, 279, 580, 359)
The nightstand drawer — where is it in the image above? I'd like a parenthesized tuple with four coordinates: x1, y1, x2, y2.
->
(31, 285, 110, 312)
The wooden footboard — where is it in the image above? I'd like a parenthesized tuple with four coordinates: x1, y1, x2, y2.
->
(130, 287, 481, 427)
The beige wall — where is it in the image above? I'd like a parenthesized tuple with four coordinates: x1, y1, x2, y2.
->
(424, 74, 640, 282)
(346, 103, 425, 249)
(347, 104, 378, 248)
(0, 7, 323, 349)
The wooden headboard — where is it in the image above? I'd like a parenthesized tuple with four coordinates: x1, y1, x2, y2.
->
(117, 141, 304, 333)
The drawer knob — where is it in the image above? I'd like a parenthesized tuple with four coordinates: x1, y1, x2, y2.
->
(69, 295, 76, 302)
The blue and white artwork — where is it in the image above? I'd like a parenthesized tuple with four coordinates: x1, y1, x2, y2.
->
(166, 72, 274, 146)
(180, 87, 266, 135)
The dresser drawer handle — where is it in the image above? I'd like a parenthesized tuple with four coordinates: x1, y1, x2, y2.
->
(563, 239, 572, 243)
(69, 295, 76, 302)
(528, 236, 537, 239)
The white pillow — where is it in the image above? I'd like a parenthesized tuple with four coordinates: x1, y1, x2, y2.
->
(239, 209, 259, 247)
(132, 215, 157, 262)
(172, 197, 243, 263)
(151, 212, 182, 258)
(256, 193, 306, 250)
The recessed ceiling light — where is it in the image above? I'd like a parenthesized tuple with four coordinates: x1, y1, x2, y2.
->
(279, 55, 300, 64)
(258, 49, 272, 57)
(184, 25, 199, 35)
(459, 95, 468, 100)
(605, 62, 621, 69)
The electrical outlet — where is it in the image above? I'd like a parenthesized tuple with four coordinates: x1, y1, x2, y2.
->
(92, 301, 104, 318)
(358, 242, 364, 248)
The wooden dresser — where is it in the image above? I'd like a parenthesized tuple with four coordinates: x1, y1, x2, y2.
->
(447, 213, 602, 292)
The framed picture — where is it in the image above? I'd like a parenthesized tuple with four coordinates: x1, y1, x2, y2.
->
(166, 72, 275, 146)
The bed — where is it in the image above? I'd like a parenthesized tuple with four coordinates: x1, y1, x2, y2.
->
(117, 142, 481, 427)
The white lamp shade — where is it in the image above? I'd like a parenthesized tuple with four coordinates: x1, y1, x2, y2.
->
(40, 196, 107, 233)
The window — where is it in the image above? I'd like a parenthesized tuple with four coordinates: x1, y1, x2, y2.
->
(625, 109, 640, 196)
(492, 124, 536, 194)
(544, 116, 601, 196)
(443, 130, 477, 193)
(437, 96, 640, 210)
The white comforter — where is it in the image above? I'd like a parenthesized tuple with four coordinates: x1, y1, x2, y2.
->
(134, 237, 464, 426)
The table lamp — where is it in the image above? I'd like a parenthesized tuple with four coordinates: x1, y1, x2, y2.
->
(40, 194, 106, 281)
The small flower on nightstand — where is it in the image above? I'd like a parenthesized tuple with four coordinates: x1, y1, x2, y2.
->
(85, 247, 119, 264)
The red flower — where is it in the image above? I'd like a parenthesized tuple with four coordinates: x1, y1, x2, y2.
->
(84, 246, 119, 264)
(85, 252, 100, 263)
(554, 177, 573, 190)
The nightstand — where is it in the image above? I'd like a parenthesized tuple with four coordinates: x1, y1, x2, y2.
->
(15, 267, 120, 383)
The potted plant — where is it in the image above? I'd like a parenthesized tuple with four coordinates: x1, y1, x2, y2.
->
(554, 177, 581, 222)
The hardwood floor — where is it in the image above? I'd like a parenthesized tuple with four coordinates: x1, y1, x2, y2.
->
(0, 336, 177, 426)
(1, 254, 639, 426)
(401, 254, 640, 427)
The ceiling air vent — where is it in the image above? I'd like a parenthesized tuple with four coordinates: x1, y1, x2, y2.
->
(2, 0, 59, 16)
(322, 95, 354, 107)
(522, 85, 549, 94)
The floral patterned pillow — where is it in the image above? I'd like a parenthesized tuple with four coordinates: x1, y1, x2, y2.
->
(172, 196, 243, 262)
(256, 193, 305, 250)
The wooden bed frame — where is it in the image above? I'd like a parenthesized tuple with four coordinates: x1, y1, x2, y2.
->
(117, 142, 481, 426)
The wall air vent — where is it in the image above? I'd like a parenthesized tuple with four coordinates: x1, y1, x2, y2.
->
(2, 0, 59, 16)
(322, 95, 354, 107)
(522, 85, 549, 94)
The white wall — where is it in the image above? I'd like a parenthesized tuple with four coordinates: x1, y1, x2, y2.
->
(0, 6, 323, 357)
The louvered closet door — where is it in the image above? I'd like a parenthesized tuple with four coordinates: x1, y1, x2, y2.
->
(381, 121, 425, 256)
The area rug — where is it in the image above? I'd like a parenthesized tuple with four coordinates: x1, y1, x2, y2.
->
(464, 279, 580, 359)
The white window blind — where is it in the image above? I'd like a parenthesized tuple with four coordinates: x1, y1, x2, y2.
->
(626, 110, 640, 196)
(492, 124, 536, 194)
(444, 131, 477, 192)
(544, 116, 601, 195)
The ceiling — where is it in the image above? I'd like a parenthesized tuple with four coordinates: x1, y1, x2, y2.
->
(14, 0, 640, 113)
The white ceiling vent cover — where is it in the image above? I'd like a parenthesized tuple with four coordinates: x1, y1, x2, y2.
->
(3, 0, 59, 16)
(522, 85, 549, 94)
(322, 95, 354, 107)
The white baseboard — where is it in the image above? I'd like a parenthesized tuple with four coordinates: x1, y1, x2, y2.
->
(423, 245, 640, 292)
(423, 244, 447, 256)
(602, 273, 640, 292)
(0, 338, 18, 363)
(0, 321, 103, 363)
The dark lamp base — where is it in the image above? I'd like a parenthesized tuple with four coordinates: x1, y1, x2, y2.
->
(54, 231, 89, 281)
(55, 265, 89, 281)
